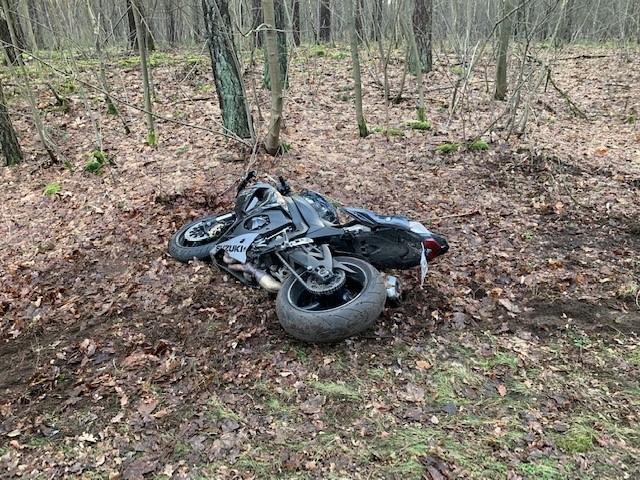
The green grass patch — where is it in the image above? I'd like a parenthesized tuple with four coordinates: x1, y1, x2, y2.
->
(205, 396, 240, 421)
(554, 423, 597, 453)
(408, 120, 431, 130)
(85, 150, 112, 175)
(518, 458, 577, 480)
(628, 347, 640, 366)
(467, 140, 489, 151)
(310, 381, 362, 401)
(436, 143, 460, 154)
(374, 127, 404, 136)
(43, 182, 60, 196)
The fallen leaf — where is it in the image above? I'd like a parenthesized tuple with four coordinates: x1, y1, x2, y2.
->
(78, 432, 97, 443)
(497, 384, 507, 397)
(498, 298, 521, 314)
(415, 360, 432, 371)
(300, 395, 326, 414)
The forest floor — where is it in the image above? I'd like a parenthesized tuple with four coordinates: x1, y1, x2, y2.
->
(1, 44, 639, 480)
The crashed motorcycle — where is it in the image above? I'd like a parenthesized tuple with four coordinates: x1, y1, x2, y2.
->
(169, 172, 448, 343)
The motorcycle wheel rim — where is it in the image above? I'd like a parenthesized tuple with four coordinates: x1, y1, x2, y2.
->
(180, 219, 228, 247)
(285, 261, 367, 312)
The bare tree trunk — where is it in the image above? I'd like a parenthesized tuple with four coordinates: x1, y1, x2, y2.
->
(412, 0, 433, 73)
(495, 0, 514, 100)
(165, 0, 177, 46)
(263, 0, 288, 90)
(126, 0, 137, 49)
(252, 0, 263, 48)
(403, 0, 425, 121)
(26, 0, 42, 48)
(127, 0, 155, 51)
(202, 0, 254, 140)
(263, 0, 283, 155)
(292, 0, 300, 46)
(0, 79, 23, 166)
(133, 1, 156, 146)
(319, 0, 330, 43)
(1, 0, 56, 162)
(348, 0, 367, 137)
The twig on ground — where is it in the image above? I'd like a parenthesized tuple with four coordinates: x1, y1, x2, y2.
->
(545, 69, 589, 119)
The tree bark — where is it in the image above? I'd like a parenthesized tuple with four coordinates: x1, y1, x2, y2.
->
(165, 0, 177, 46)
(348, 0, 367, 137)
(133, 1, 156, 145)
(202, 0, 254, 140)
(127, 0, 155, 51)
(494, 0, 514, 101)
(0, 79, 23, 166)
(252, 0, 262, 48)
(263, 0, 283, 154)
(292, 0, 300, 46)
(27, 0, 41, 49)
(403, 1, 425, 121)
(412, 0, 433, 73)
(126, 0, 137, 49)
(1, 0, 55, 162)
(319, 0, 331, 43)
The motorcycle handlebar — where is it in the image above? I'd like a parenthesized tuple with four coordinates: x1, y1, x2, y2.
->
(237, 170, 257, 192)
(237, 171, 292, 196)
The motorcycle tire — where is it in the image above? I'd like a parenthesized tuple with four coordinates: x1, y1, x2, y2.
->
(169, 213, 234, 262)
(276, 256, 386, 343)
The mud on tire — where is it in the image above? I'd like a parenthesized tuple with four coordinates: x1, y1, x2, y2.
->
(275, 256, 386, 343)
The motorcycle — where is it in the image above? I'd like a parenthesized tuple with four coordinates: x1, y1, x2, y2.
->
(169, 171, 448, 343)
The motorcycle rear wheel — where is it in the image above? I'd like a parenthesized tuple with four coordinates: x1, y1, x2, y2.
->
(276, 256, 386, 343)
(169, 213, 234, 262)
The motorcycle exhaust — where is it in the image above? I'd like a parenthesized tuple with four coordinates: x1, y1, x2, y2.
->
(223, 253, 282, 293)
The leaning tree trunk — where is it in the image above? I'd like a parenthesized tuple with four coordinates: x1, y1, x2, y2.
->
(1, 0, 56, 162)
(0, 79, 23, 166)
(495, 0, 514, 100)
(202, 0, 254, 140)
(263, 0, 283, 154)
(348, 0, 367, 137)
(412, 0, 433, 73)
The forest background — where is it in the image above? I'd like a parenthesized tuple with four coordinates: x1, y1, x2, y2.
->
(0, 0, 639, 479)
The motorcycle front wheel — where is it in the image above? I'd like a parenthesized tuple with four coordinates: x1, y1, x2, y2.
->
(169, 213, 235, 262)
(275, 256, 386, 343)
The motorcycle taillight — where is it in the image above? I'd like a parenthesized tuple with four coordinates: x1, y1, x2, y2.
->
(424, 234, 449, 261)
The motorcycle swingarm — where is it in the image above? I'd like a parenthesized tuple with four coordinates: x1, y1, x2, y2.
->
(278, 244, 352, 285)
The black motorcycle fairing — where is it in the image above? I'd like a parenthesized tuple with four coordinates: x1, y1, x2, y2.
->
(331, 227, 425, 270)
(235, 182, 288, 215)
(298, 190, 339, 224)
(290, 196, 344, 239)
(341, 207, 411, 230)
